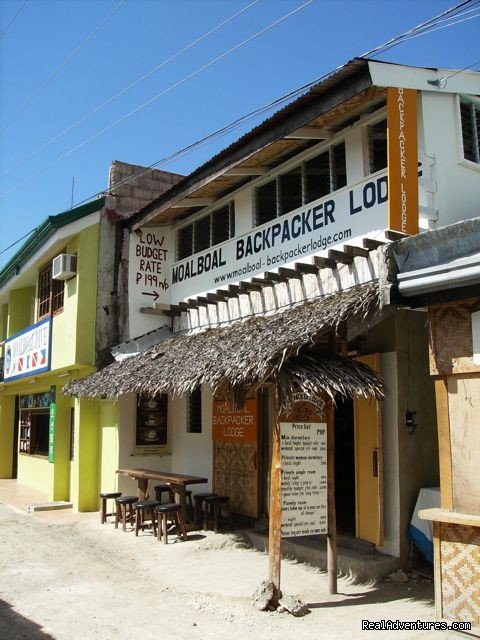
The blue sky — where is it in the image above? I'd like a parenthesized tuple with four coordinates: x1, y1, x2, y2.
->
(1, 0, 479, 268)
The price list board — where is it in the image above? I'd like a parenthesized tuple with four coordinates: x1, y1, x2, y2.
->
(280, 421, 328, 537)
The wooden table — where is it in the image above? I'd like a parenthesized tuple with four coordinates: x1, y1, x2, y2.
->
(116, 468, 208, 522)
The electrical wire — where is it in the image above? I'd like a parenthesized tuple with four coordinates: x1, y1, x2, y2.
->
(0, 226, 37, 257)
(362, 0, 480, 58)
(0, 0, 316, 198)
(0, 0, 28, 40)
(1, 0, 261, 179)
(1, 0, 128, 134)
(1, 0, 479, 255)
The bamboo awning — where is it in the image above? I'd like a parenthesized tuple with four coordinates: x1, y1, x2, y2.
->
(63, 282, 385, 410)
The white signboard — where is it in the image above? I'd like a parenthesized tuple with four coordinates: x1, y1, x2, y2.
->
(3, 318, 51, 382)
(170, 173, 387, 302)
(280, 421, 328, 537)
(128, 226, 173, 337)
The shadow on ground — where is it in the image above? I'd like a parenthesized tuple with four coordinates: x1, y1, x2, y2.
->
(307, 579, 435, 609)
(0, 598, 54, 640)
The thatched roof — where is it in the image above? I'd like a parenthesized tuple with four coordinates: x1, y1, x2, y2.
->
(64, 282, 384, 411)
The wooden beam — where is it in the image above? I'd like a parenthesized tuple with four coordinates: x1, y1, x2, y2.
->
(251, 276, 275, 286)
(314, 256, 337, 269)
(268, 405, 282, 605)
(195, 296, 212, 306)
(224, 167, 268, 176)
(215, 287, 238, 299)
(284, 126, 331, 139)
(294, 262, 319, 275)
(343, 244, 370, 258)
(206, 293, 225, 303)
(363, 237, 385, 250)
(278, 267, 302, 280)
(238, 281, 263, 293)
(327, 400, 337, 595)
(264, 271, 288, 283)
(328, 249, 354, 265)
(163, 305, 181, 316)
(140, 307, 169, 316)
(434, 377, 453, 510)
(384, 229, 409, 241)
(171, 197, 216, 208)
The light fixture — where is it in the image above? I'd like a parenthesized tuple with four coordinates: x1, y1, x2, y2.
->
(405, 410, 417, 435)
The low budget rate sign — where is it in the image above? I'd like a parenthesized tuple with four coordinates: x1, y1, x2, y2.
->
(280, 420, 328, 537)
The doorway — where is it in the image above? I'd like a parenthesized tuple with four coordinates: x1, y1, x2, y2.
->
(334, 397, 355, 535)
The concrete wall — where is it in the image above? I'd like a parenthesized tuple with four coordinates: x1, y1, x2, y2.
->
(6, 287, 35, 336)
(51, 224, 100, 370)
(395, 309, 439, 560)
(421, 92, 480, 227)
(361, 310, 438, 561)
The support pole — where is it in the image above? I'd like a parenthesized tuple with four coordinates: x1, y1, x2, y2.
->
(268, 409, 282, 605)
(327, 401, 337, 594)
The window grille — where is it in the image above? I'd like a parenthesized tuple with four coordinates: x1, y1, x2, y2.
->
(460, 98, 480, 164)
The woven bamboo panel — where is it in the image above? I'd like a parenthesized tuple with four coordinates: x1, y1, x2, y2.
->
(429, 299, 480, 375)
(440, 522, 480, 627)
(214, 441, 258, 518)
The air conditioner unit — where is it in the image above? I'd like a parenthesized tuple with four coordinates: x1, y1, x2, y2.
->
(52, 254, 77, 280)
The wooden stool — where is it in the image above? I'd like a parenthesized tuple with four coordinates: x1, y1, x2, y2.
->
(133, 500, 159, 537)
(153, 484, 174, 504)
(100, 491, 122, 524)
(155, 503, 187, 544)
(193, 492, 215, 527)
(203, 495, 232, 533)
(115, 496, 138, 531)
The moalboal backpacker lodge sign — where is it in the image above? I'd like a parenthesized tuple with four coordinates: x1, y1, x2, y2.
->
(129, 166, 418, 308)
(3, 318, 52, 382)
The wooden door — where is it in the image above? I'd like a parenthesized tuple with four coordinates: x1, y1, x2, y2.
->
(354, 354, 383, 545)
(214, 441, 259, 517)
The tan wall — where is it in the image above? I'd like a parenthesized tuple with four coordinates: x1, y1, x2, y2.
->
(364, 309, 439, 560)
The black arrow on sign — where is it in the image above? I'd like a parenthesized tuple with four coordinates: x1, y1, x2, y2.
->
(142, 291, 159, 302)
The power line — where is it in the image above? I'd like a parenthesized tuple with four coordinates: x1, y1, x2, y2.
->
(0, 226, 37, 257)
(0, 0, 316, 198)
(1, 0, 128, 134)
(1, 0, 479, 255)
(66, 0, 480, 203)
(0, 0, 28, 40)
(363, 0, 480, 57)
(1, 0, 261, 178)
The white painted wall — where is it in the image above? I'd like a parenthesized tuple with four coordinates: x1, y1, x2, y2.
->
(421, 92, 480, 227)
(116, 390, 214, 498)
(169, 387, 214, 494)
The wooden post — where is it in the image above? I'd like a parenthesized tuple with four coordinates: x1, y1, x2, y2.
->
(327, 401, 337, 594)
(268, 409, 282, 605)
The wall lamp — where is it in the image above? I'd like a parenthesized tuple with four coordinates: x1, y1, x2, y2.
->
(405, 410, 418, 435)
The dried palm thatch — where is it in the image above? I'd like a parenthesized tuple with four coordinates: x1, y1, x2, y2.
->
(63, 282, 384, 411)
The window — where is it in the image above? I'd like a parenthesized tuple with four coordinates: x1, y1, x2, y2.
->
(176, 202, 235, 260)
(460, 98, 480, 164)
(38, 261, 64, 319)
(187, 388, 202, 433)
(255, 141, 347, 226)
(19, 411, 49, 456)
(368, 119, 387, 173)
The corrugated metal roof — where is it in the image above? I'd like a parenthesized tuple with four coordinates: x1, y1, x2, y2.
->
(129, 57, 371, 227)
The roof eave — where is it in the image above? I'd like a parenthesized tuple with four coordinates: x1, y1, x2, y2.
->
(129, 58, 373, 230)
